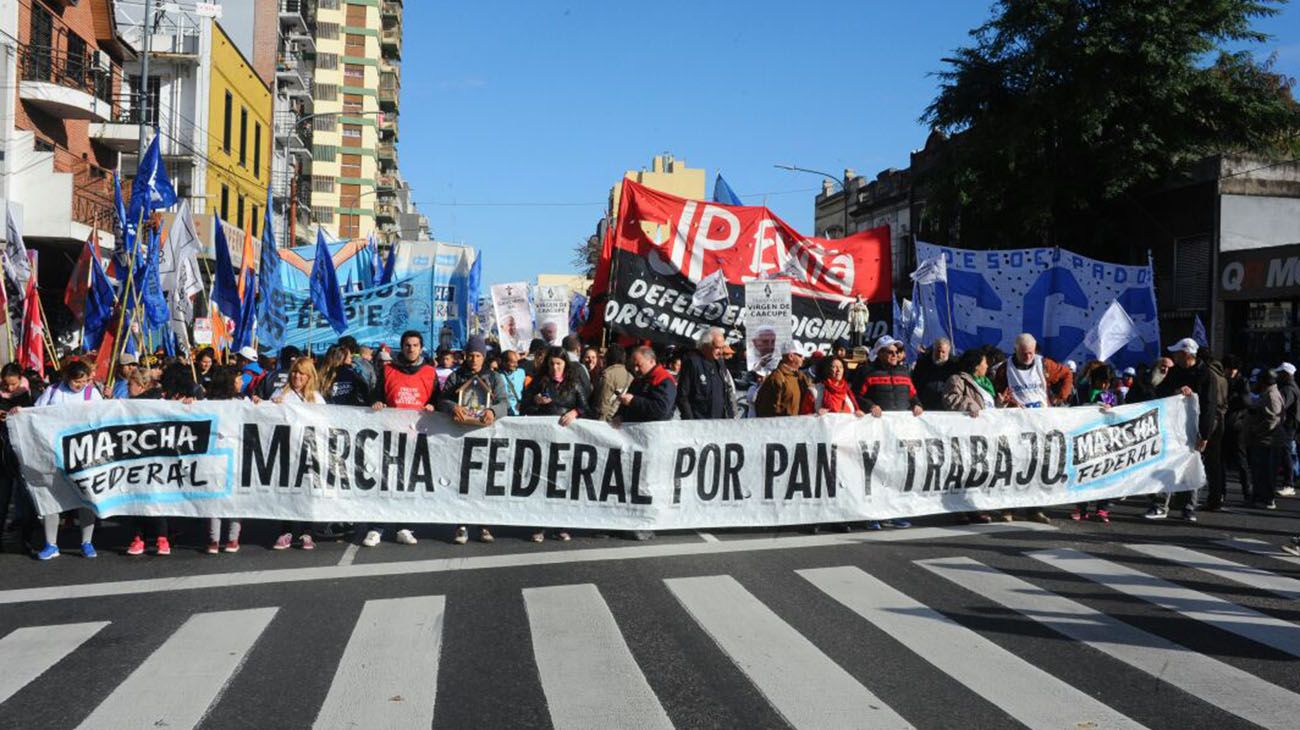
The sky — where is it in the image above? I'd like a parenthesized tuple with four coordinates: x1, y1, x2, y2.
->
(398, 1, 1300, 287)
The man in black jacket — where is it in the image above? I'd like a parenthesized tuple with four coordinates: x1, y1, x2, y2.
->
(619, 347, 677, 423)
(1221, 355, 1253, 504)
(911, 337, 956, 411)
(1147, 338, 1226, 520)
(676, 328, 735, 420)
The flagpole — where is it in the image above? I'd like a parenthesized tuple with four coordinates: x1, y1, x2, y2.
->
(33, 293, 59, 366)
(106, 211, 147, 389)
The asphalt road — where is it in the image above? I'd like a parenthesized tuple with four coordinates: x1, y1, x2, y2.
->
(0, 495, 1298, 730)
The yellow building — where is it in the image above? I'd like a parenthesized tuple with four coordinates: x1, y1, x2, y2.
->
(608, 153, 706, 216)
(206, 21, 272, 238)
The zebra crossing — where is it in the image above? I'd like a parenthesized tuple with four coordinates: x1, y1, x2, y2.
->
(2, 538, 1299, 729)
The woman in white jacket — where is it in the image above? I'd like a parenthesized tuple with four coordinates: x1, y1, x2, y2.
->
(30, 361, 101, 560)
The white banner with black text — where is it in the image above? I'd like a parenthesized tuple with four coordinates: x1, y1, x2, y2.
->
(8, 397, 1204, 528)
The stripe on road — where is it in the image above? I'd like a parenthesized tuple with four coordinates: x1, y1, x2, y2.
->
(0, 622, 108, 704)
(1029, 548, 1300, 658)
(523, 584, 671, 730)
(1216, 537, 1300, 566)
(313, 595, 445, 729)
(0, 522, 1052, 605)
(665, 574, 911, 729)
(75, 608, 276, 730)
(1125, 543, 1300, 600)
(800, 565, 1145, 730)
(920, 557, 1300, 730)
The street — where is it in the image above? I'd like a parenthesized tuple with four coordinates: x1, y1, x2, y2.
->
(0, 497, 1298, 729)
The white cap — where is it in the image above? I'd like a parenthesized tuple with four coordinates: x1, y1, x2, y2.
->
(870, 335, 901, 360)
(237, 346, 259, 362)
(1064, 359, 1077, 373)
(118, 353, 139, 366)
(1277, 362, 1297, 376)
(781, 340, 803, 356)
(1166, 338, 1199, 355)
(1122, 367, 1136, 376)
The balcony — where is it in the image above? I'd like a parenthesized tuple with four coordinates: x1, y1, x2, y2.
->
(378, 113, 397, 137)
(381, 28, 402, 59)
(375, 202, 397, 223)
(279, 0, 309, 34)
(18, 44, 119, 122)
(378, 143, 397, 170)
(382, 1, 403, 25)
(276, 49, 311, 96)
(377, 174, 396, 192)
(379, 85, 398, 110)
(274, 112, 312, 162)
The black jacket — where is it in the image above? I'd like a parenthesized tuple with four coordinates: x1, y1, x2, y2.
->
(522, 374, 591, 417)
(851, 362, 920, 412)
(1157, 359, 1227, 440)
(911, 356, 957, 411)
(675, 350, 731, 420)
(621, 365, 677, 422)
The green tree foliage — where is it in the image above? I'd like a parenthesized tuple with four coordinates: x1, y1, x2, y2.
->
(922, 0, 1300, 252)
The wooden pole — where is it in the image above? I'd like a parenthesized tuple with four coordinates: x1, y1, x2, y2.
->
(106, 210, 148, 389)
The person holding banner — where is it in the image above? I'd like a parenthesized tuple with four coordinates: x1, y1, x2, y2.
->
(754, 343, 810, 418)
(617, 347, 677, 424)
(0, 363, 36, 554)
(677, 329, 735, 420)
(264, 358, 326, 551)
(849, 336, 918, 530)
(319, 346, 371, 407)
(205, 367, 244, 554)
(29, 361, 100, 560)
(592, 345, 632, 422)
(992, 334, 1074, 409)
(1146, 338, 1225, 520)
(521, 346, 590, 542)
(438, 335, 509, 545)
(801, 357, 860, 416)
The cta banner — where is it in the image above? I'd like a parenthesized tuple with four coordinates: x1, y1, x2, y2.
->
(913, 241, 1160, 369)
(9, 397, 1203, 528)
(599, 180, 892, 354)
(534, 284, 570, 346)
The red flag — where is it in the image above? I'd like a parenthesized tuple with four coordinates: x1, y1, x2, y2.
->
(19, 251, 43, 379)
(92, 322, 117, 384)
(64, 234, 98, 321)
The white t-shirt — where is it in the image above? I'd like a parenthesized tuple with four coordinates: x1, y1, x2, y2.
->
(1006, 355, 1049, 408)
(34, 383, 103, 407)
(270, 386, 325, 404)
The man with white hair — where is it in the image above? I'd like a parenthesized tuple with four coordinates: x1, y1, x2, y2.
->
(676, 327, 736, 420)
(991, 333, 1074, 408)
(754, 341, 811, 417)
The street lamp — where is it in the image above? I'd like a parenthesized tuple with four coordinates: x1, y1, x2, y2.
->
(774, 163, 851, 238)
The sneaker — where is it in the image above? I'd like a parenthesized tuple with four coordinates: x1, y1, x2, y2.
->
(155, 537, 171, 556)
(631, 530, 655, 541)
(1181, 508, 1198, 523)
(1070, 508, 1084, 522)
(299, 534, 315, 550)
(1283, 543, 1300, 557)
(865, 521, 883, 531)
(887, 519, 912, 529)
(273, 533, 293, 550)
(1094, 509, 1111, 524)
(126, 536, 146, 555)
(362, 529, 382, 547)
(206, 542, 220, 555)
(223, 540, 240, 553)
(36, 543, 60, 561)
(1263, 501, 1278, 510)
(81, 542, 97, 559)
(1278, 486, 1296, 497)
(1144, 506, 1168, 520)
(479, 528, 494, 543)
(531, 531, 545, 543)
(1029, 511, 1052, 525)
(555, 531, 571, 542)
(999, 512, 1015, 522)
(452, 527, 468, 545)
(396, 529, 418, 545)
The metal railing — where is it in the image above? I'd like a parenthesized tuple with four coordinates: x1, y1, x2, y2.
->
(18, 43, 121, 109)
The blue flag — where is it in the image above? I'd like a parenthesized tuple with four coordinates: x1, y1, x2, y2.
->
(127, 133, 177, 225)
(569, 292, 588, 333)
(310, 229, 348, 334)
(712, 174, 743, 206)
(141, 227, 170, 329)
(210, 213, 241, 322)
(378, 240, 397, 285)
(467, 252, 482, 314)
(234, 270, 258, 351)
(257, 190, 283, 351)
(111, 171, 133, 279)
(83, 251, 116, 351)
(1192, 314, 1208, 347)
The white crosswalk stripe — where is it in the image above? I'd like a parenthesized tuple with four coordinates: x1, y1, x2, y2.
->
(0, 622, 107, 705)
(75, 608, 276, 730)
(665, 574, 912, 730)
(800, 565, 1146, 730)
(524, 583, 672, 730)
(1029, 548, 1300, 658)
(1126, 543, 1300, 600)
(919, 556, 1300, 730)
(1216, 537, 1300, 566)
(314, 595, 446, 729)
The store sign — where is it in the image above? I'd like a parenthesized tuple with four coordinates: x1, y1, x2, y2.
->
(1219, 242, 1300, 301)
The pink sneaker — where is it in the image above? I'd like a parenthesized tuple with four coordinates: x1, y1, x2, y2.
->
(299, 534, 315, 550)
(155, 537, 171, 556)
(1094, 509, 1111, 524)
(223, 540, 240, 553)
(206, 542, 220, 555)
(273, 533, 292, 550)
(126, 536, 145, 556)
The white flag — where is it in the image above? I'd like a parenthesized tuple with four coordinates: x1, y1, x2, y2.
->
(3, 204, 30, 304)
(691, 268, 729, 308)
(910, 254, 947, 285)
(1083, 300, 1140, 362)
(160, 200, 204, 299)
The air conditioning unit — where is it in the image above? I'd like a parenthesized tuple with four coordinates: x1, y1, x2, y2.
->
(92, 50, 112, 71)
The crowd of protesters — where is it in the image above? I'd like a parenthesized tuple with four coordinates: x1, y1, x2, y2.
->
(2, 325, 1297, 561)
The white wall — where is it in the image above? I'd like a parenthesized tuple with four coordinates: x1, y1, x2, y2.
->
(1220, 194, 1300, 251)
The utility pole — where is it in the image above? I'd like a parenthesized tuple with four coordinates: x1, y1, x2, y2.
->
(136, 0, 156, 159)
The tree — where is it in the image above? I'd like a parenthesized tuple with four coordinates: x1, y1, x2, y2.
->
(922, 0, 1300, 254)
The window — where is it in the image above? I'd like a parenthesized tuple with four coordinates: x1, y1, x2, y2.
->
(345, 4, 367, 27)
(313, 82, 338, 101)
(314, 116, 337, 132)
(345, 33, 366, 55)
(340, 183, 361, 208)
(220, 185, 230, 221)
(239, 107, 248, 166)
(313, 144, 338, 162)
(317, 22, 339, 40)
(319, 0, 339, 8)
(344, 63, 365, 85)
(251, 205, 259, 236)
(253, 123, 262, 179)
(129, 75, 161, 126)
(342, 124, 362, 148)
(222, 92, 233, 153)
(312, 176, 336, 193)
(339, 213, 361, 239)
(315, 52, 338, 70)
(341, 154, 362, 178)
(316, 209, 335, 223)
(65, 34, 86, 86)
(343, 93, 363, 115)
(237, 196, 245, 230)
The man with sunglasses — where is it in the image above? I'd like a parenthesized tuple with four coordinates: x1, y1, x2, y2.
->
(850, 335, 921, 529)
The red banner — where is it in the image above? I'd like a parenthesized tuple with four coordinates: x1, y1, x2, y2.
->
(586, 180, 892, 349)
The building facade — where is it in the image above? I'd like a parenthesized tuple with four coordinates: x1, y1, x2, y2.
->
(205, 21, 271, 239)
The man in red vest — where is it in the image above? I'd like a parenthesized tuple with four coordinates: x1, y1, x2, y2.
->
(364, 330, 439, 547)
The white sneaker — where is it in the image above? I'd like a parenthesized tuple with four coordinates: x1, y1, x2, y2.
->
(1278, 486, 1296, 497)
(453, 526, 469, 545)
(362, 529, 382, 547)
(395, 529, 417, 545)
